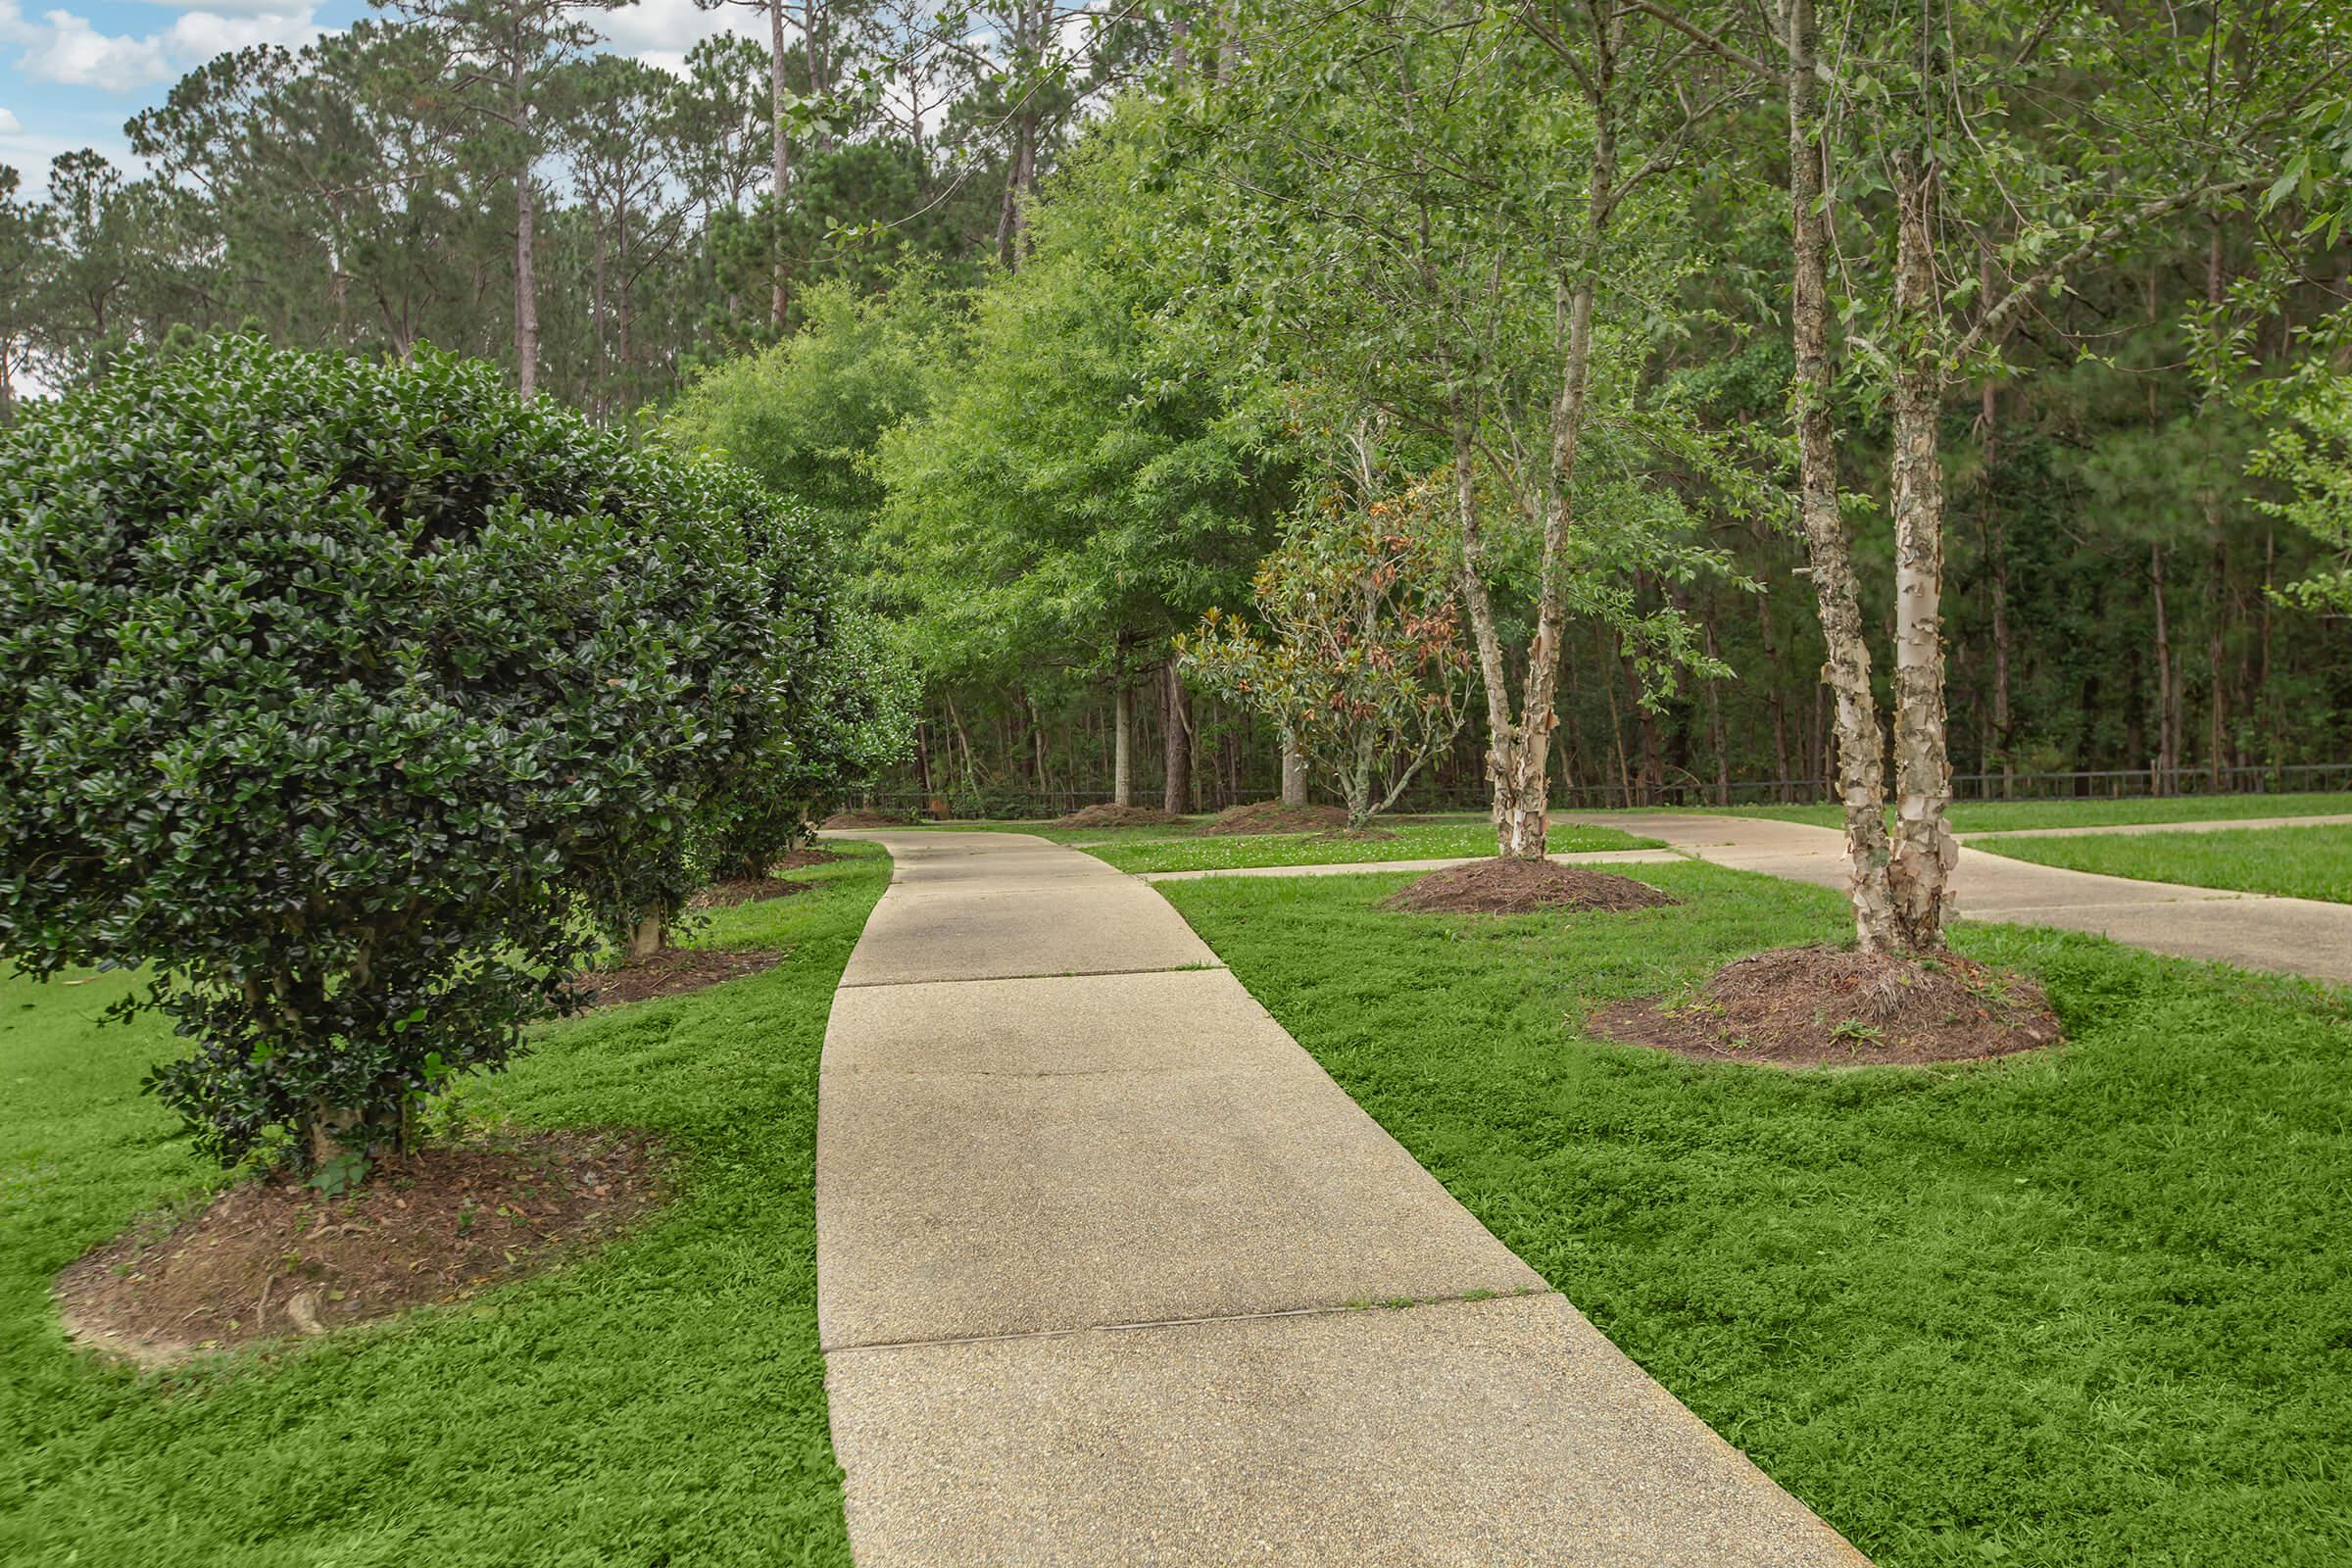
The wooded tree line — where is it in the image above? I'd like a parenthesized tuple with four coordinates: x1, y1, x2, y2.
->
(673, 1, 2352, 850)
(8, 0, 2352, 851)
(0, 0, 1152, 418)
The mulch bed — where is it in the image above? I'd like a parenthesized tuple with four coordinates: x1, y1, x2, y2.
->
(1587, 943, 2065, 1068)
(822, 809, 913, 829)
(55, 1130, 662, 1367)
(1192, 802, 1353, 836)
(689, 876, 811, 912)
(1055, 804, 1185, 828)
(1381, 858, 1680, 914)
(568, 946, 783, 1006)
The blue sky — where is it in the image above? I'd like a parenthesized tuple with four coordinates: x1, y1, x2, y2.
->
(0, 0, 759, 191)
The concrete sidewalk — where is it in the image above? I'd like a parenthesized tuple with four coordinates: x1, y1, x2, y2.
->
(814, 829, 1869, 1567)
(1561, 811, 2352, 986)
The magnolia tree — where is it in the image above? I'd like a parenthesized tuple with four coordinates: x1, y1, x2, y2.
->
(1182, 477, 1472, 830)
(0, 339, 815, 1175)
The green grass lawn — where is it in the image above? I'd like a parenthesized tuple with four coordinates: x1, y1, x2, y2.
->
(0, 848, 888, 1568)
(1690, 791, 2352, 835)
(919, 811, 1658, 872)
(1974, 822, 2352, 904)
(1160, 863, 2352, 1568)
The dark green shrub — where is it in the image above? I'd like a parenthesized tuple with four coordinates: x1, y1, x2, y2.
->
(699, 537, 918, 881)
(0, 339, 787, 1171)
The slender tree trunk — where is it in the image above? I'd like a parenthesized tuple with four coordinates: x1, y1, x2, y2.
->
(1281, 733, 1308, 808)
(769, 0, 792, 326)
(1702, 615, 1731, 806)
(1752, 578, 1793, 799)
(2152, 542, 2175, 792)
(1788, 0, 1896, 951)
(1161, 655, 1191, 815)
(2208, 535, 2228, 791)
(512, 65, 538, 399)
(1112, 679, 1134, 807)
(1886, 147, 1959, 952)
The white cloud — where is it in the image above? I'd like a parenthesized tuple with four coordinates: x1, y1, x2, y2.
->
(18, 12, 172, 92)
(0, 107, 20, 134)
(598, 0, 754, 72)
(3, 0, 321, 96)
(163, 6, 320, 59)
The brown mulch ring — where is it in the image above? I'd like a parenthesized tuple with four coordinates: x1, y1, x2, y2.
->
(567, 946, 783, 1006)
(822, 808, 913, 829)
(55, 1129, 662, 1368)
(1054, 804, 1185, 828)
(768, 847, 844, 871)
(688, 876, 814, 911)
(1192, 801, 1353, 836)
(1587, 943, 2065, 1068)
(1381, 858, 1680, 915)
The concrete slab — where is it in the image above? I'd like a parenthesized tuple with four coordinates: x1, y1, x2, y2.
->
(816, 1014, 1543, 1347)
(816, 827, 1869, 1564)
(826, 1294, 1868, 1568)
(821, 967, 1300, 1077)
(839, 880, 1219, 986)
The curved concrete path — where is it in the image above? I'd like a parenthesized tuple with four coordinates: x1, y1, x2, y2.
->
(1561, 811, 2352, 986)
(815, 829, 1868, 1567)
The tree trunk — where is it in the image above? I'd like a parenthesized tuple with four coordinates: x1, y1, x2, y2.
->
(512, 66, 538, 400)
(1788, 0, 1897, 952)
(2152, 542, 2175, 793)
(769, 0, 793, 326)
(304, 1094, 405, 1174)
(1160, 655, 1191, 815)
(2207, 534, 2228, 791)
(1885, 147, 1958, 953)
(1702, 615, 1731, 807)
(1112, 679, 1134, 807)
(627, 912, 664, 962)
(1281, 732, 1308, 807)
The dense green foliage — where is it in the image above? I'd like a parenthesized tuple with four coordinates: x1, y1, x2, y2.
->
(0, 340, 829, 1167)
(0, 848, 886, 1566)
(1162, 864, 2352, 1567)
(1975, 823, 2352, 905)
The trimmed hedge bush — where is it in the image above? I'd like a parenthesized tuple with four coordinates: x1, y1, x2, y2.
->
(0, 339, 809, 1170)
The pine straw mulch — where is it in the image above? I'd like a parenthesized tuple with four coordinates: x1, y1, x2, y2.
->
(55, 1129, 662, 1368)
(1381, 857, 1680, 915)
(1054, 804, 1185, 828)
(566, 946, 783, 1006)
(685, 849, 843, 912)
(1191, 801, 1354, 836)
(822, 808, 915, 829)
(1587, 943, 2065, 1068)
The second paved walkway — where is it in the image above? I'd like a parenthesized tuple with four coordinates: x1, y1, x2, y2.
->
(815, 829, 1868, 1567)
(1562, 811, 2352, 986)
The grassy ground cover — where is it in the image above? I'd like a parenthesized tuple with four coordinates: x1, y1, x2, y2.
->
(0, 848, 889, 1568)
(1160, 863, 2352, 1568)
(1693, 791, 2352, 835)
(1973, 822, 2352, 904)
(923, 811, 1658, 871)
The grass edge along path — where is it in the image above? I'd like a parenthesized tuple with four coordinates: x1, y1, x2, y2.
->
(1972, 821, 2352, 906)
(1706, 791, 2352, 835)
(0, 847, 890, 1568)
(917, 812, 1660, 873)
(1159, 861, 2352, 1568)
